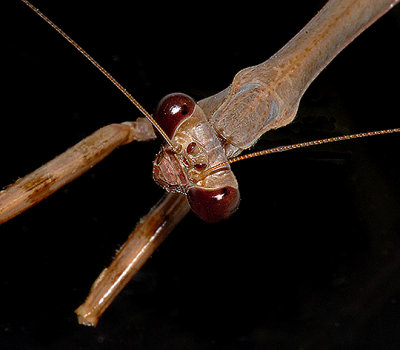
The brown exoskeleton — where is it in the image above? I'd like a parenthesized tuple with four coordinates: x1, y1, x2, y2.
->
(1, 2, 398, 334)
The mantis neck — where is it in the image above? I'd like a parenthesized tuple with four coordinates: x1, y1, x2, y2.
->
(266, 0, 398, 97)
(204, 0, 398, 150)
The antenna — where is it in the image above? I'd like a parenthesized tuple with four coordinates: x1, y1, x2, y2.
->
(21, 0, 174, 148)
(206, 128, 400, 175)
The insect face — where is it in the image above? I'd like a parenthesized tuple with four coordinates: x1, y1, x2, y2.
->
(152, 93, 240, 222)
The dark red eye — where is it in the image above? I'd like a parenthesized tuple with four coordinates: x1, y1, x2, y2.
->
(153, 93, 195, 139)
(187, 186, 240, 223)
(186, 142, 197, 154)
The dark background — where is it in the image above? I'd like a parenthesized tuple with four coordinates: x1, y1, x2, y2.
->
(2, 1, 400, 349)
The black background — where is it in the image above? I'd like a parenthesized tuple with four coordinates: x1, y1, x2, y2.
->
(2, 1, 400, 349)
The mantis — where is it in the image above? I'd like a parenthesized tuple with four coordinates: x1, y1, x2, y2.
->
(1, 0, 399, 347)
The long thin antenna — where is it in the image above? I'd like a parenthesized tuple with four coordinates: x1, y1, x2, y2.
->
(21, 0, 174, 148)
(206, 128, 400, 175)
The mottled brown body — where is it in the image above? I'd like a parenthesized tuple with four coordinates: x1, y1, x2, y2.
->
(1, 0, 398, 327)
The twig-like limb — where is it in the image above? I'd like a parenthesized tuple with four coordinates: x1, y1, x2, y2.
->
(75, 192, 190, 326)
(0, 118, 155, 225)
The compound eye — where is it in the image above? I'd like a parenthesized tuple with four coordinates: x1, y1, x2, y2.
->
(187, 186, 240, 223)
(153, 93, 195, 139)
